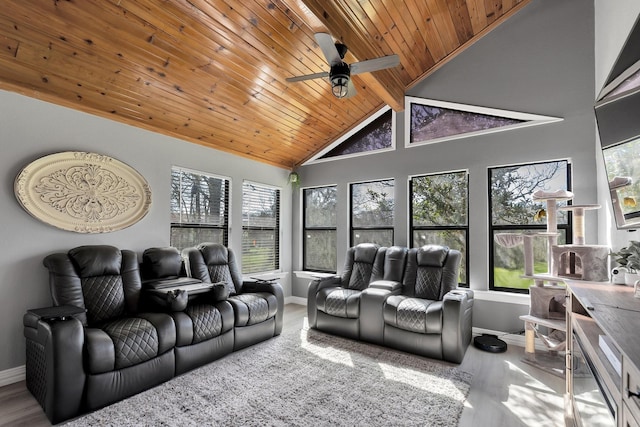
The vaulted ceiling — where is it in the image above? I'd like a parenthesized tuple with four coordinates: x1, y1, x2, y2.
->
(0, 0, 528, 169)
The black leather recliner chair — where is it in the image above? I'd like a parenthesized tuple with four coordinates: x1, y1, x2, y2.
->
(359, 245, 409, 344)
(307, 244, 473, 364)
(382, 245, 474, 363)
(307, 243, 386, 340)
(24, 245, 177, 424)
(141, 246, 235, 375)
(182, 243, 284, 351)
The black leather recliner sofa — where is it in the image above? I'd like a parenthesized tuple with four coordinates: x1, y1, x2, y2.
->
(182, 243, 284, 351)
(24, 244, 283, 424)
(141, 246, 235, 375)
(308, 243, 474, 364)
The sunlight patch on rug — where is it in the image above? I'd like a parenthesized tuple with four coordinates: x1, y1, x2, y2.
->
(64, 322, 472, 427)
(299, 327, 355, 367)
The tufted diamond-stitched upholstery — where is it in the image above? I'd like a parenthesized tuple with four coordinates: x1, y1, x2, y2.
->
(324, 289, 362, 318)
(384, 245, 454, 335)
(102, 317, 159, 369)
(185, 304, 223, 343)
(25, 339, 47, 408)
(346, 262, 373, 290)
(230, 294, 269, 325)
(307, 243, 387, 341)
(182, 243, 284, 351)
(415, 267, 443, 301)
(397, 298, 429, 332)
(139, 246, 235, 377)
(30, 245, 177, 424)
(309, 244, 472, 364)
(207, 264, 236, 295)
(342, 243, 382, 290)
(83, 275, 125, 325)
(384, 296, 442, 334)
(380, 244, 473, 363)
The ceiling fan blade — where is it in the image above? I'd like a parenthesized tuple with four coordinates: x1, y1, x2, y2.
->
(345, 78, 357, 99)
(350, 54, 400, 75)
(286, 71, 329, 82)
(315, 32, 342, 66)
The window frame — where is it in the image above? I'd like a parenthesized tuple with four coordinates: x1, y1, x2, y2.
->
(404, 96, 563, 148)
(241, 180, 281, 275)
(303, 106, 396, 165)
(488, 159, 573, 293)
(302, 185, 338, 273)
(170, 166, 230, 250)
(409, 170, 469, 287)
(349, 178, 395, 247)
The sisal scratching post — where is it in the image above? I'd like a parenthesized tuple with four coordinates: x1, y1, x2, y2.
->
(524, 322, 536, 355)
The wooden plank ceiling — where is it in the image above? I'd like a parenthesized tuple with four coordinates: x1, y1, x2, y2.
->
(0, 0, 528, 169)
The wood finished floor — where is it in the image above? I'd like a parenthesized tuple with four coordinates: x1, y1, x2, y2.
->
(0, 304, 565, 427)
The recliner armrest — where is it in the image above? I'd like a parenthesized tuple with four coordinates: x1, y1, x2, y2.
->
(25, 305, 85, 325)
(445, 288, 474, 300)
(360, 285, 401, 345)
(442, 288, 474, 314)
(368, 280, 402, 292)
(143, 289, 189, 312)
(242, 279, 280, 294)
(23, 310, 86, 424)
(441, 288, 474, 363)
(307, 275, 341, 329)
(310, 275, 341, 292)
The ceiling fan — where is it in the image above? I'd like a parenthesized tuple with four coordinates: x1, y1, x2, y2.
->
(286, 33, 400, 99)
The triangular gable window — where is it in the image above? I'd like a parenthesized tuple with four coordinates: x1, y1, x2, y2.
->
(599, 61, 640, 102)
(304, 107, 394, 165)
(597, 13, 640, 102)
(405, 97, 562, 147)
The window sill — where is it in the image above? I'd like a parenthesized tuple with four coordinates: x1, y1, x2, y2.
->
(472, 290, 530, 305)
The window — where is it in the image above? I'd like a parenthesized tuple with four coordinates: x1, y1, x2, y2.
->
(404, 97, 562, 147)
(170, 167, 229, 250)
(410, 171, 469, 286)
(242, 181, 280, 274)
(350, 179, 394, 246)
(304, 107, 394, 164)
(489, 160, 572, 292)
(303, 186, 337, 272)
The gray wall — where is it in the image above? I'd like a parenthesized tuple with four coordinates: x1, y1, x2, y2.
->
(0, 90, 292, 373)
(293, 0, 596, 333)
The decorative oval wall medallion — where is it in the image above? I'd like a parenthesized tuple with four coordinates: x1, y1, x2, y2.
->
(15, 151, 152, 233)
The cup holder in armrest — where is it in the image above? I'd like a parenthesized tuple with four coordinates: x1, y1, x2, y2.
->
(27, 305, 86, 322)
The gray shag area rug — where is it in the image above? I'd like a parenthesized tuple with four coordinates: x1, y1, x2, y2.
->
(65, 322, 472, 426)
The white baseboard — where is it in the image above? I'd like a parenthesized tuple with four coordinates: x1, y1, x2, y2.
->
(0, 365, 25, 387)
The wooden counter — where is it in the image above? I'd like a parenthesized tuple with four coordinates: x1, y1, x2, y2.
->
(565, 280, 640, 427)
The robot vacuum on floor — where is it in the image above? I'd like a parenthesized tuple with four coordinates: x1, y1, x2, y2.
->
(473, 334, 507, 353)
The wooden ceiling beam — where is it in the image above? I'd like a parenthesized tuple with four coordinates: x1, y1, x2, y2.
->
(300, 0, 405, 111)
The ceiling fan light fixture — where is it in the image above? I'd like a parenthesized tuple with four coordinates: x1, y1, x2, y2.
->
(331, 75, 349, 98)
(330, 62, 350, 99)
